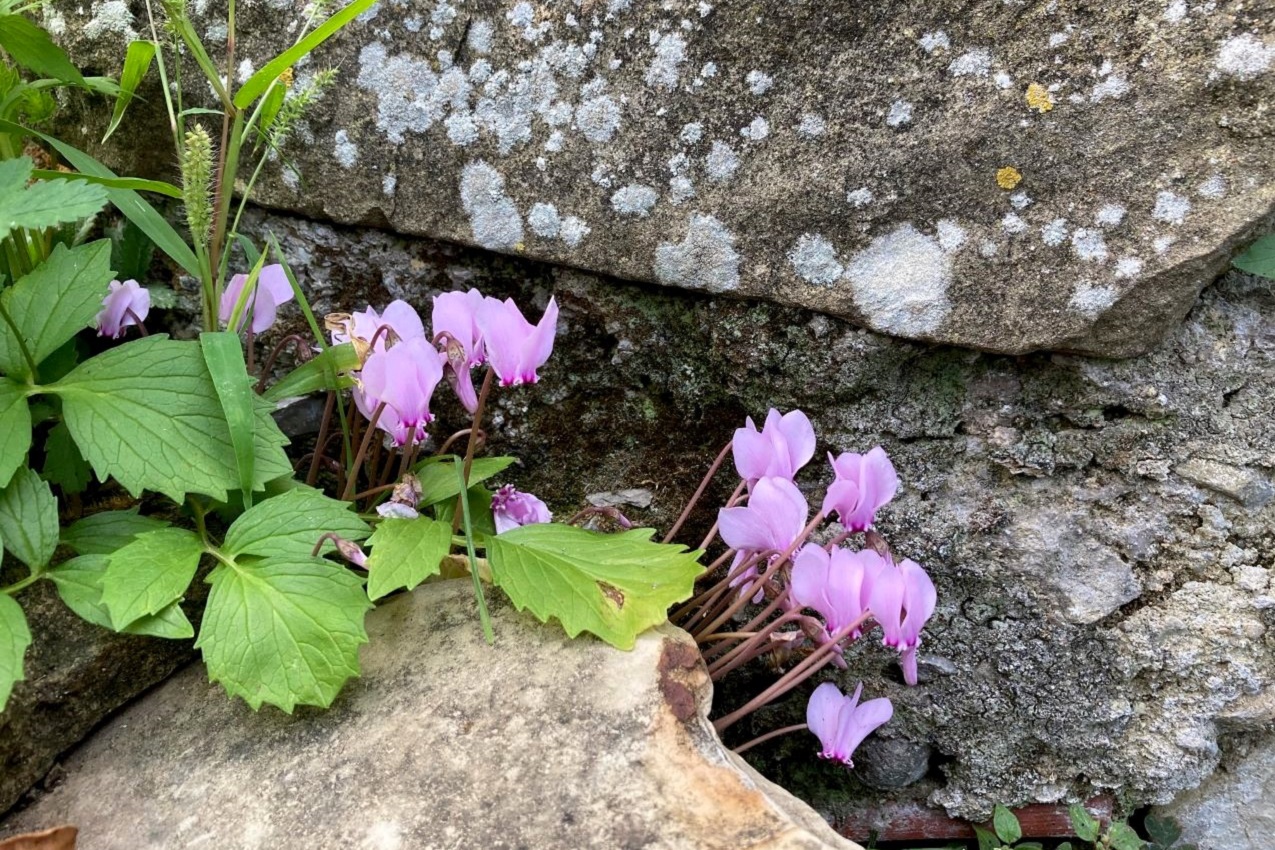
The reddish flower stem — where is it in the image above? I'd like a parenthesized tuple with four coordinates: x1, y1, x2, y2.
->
(705, 611, 799, 676)
(732, 723, 809, 756)
(662, 439, 733, 544)
(341, 401, 386, 501)
(451, 367, 495, 535)
(306, 391, 336, 487)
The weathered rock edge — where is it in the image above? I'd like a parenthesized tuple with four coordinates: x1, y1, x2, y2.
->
(47, 0, 1275, 357)
(0, 580, 860, 850)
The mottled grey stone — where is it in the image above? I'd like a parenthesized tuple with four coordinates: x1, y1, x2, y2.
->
(49, 0, 1275, 356)
(0, 581, 859, 850)
(852, 736, 933, 791)
(212, 207, 1274, 822)
(1156, 734, 1275, 850)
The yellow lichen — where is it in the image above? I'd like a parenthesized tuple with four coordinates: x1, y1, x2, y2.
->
(1025, 83, 1054, 113)
(996, 167, 1023, 190)
(279, 67, 295, 88)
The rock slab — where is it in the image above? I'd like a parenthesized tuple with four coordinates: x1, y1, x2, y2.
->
(51, 0, 1275, 356)
(1156, 735, 1275, 850)
(0, 580, 858, 850)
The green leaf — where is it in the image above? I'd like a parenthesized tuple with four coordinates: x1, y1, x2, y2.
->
(201, 332, 256, 508)
(486, 524, 703, 650)
(0, 593, 31, 712)
(222, 487, 369, 561)
(416, 455, 517, 506)
(49, 335, 291, 503)
(100, 527, 203, 629)
(1069, 804, 1101, 843)
(1233, 234, 1275, 280)
(1108, 823, 1145, 850)
(0, 159, 107, 240)
(992, 805, 1022, 845)
(257, 80, 287, 138)
(432, 484, 497, 539)
(61, 508, 169, 555)
(196, 556, 372, 712)
(261, 342, 358, 402)
(234, 0, 377, 108)
(0, 240, 113, 379)
(364, 516, 451, 600)
(1057, 843, 1074, 850)
(30, 169, 182, 199)
(103, 39, 155, 143)
(0, 465, 57, 569)
(48, 554, 193, 638)
(0, 14, 85, 85)
(1018, 844, 1045, 850)
(110, 217, 155, 284)
(0, 120, 199, 277)
(0, 378, 31, 488)
(972, 826, 998, 850)
(1142, 814, 1181, 848)
(42, 420, 91, 494)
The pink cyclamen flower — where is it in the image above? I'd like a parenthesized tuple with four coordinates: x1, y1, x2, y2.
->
(491, 485, 552, 533)
(333, 300, 427, 351)
(733, 408, 816, 486)
(357, 337, 444, 446)
(95, 279, 150, 339)
(791, 544, 886, 640)
(867, 558, 937, 686)
(822, 446, 899, 532)
(718, 476, 809, 600)
(806, 681, 893, 766)
(219, 264, 295, 334)
(476, 295, 559, 387)
(432, 289, 487, 412)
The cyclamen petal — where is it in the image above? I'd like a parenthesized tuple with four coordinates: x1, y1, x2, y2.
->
(791, 545, 884, 637)
(822, 446, 899, 531)
(733, 408, 816, 484)
(220, 264, 296, 334)
(95, 279, 150, 339)
(432, 288, 486, 365)
(491, 485, 552, 533)
(359, 337, 445, 445)
(333, 300, 427, 351)
(477, 296, 559, 386)
(806, 681, 892, 765)
(867, 557, 937, 686)
(717, 476, 808, 555)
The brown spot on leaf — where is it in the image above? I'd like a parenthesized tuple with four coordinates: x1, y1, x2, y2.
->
(597, 581, 625, 609)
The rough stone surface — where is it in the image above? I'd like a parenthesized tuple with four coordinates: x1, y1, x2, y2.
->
(1156, 733, 1275, 850)
(50, 0, 1275, 356)
(0, 580, 859, 850)
(0, 578, 196, 817)
(208, 207, 1273, 823)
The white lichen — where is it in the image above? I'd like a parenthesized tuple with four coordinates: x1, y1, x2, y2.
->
(84, 0, 137, 40)
(333, 130, 358, 168)
(445, 112, 479, 146)
(1070, 282, 1118, 317)
(560, 216, 590, 247)
(797, 114, 826, 138)
(788, 234, 844, 285)
(356, 43, 441, 144)
(740, 116, 770, 141)
(1153, 234, 1176, 255)
(1198, 174, 1228, 199)
(1090, 72, 1129, 102)
(468, 19, 495, 54)
(1152, 190, 1191, 225)
(936, 219, 967, 253)
(994, 71, 1014, 90)
(645, 32, 687, 91)
(459, 160, 523, 250)
(1215, 33, 1274, 81)
(1010, 191, 1032, 210)
(1164, 0, 1187, 22)
(1041, 218, 1070, 246)
(610, 184, 659, 217)
(382, 174, 397, 197)
(844, 225, 953, 336)
(528, 202, 562, 238)
(669, 176, 695, 205)
(654, 213, 740, 292)
(1071, 228, 1109, 262)
(746, 70, 774, 94)
(886, 100, 913, 127)
(1095, 203, 1127, 227)
(1001, 213, 1028, 235)
(919, 31, 950, 53)
(575, 95, 621, 142)
(846, 187, 873, 208)
(949, 49, 993, 77)
(705, 140, 740, 182)
(1115, 256, 1145, 279)
(679, 122, 704, 144)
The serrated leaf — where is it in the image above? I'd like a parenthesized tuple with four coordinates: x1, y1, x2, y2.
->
(0, 14, 85, 85)
(49, 335, 291, 503)
(48, 554, 193, 638)
(1233, 234, 1275, 280)
(486, 524, 703, 650)
(0, 593, 31, 711)
(972, 825, 998, 850)
(0, 240, 113, 379)
(1108, 822, 1145, 850)
(365, 516, 451, 600)
(993, 805, 1022, 845)
(201, 332, 256, 508)
(222, 487, 369, 561)
(42, 420, 91, 494)
(103, 39, 156, 143)
(416, 455, 517, 506)
(0, 378, 31, 489)
(261, 342, 358, 403)
(196, 556, 372, 712)
(0, 466, 57, 569)
(1142, 814, 1181, 848)
(100, 527, 203, 629)
(1069, 803, 1101, 842)
(60, 508, 169, 555)
(0, 119, 200, 278)
(0, 163, 107, 241)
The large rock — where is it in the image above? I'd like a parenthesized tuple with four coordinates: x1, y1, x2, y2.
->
(47, 0, 1275, 356)
(0, 579, 195, 816)
(211, 206, 1272, 823)
(0, 580, 859, 850)
(1155, 734, 1275, 850)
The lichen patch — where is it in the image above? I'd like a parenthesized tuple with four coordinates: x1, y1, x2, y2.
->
(654, 214, 740, 292)
(459, 161, 524, 250)
(843, 224, 952, 336)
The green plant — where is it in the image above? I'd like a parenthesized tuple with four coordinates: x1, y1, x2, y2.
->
(1233, 233, 1275, 282)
